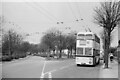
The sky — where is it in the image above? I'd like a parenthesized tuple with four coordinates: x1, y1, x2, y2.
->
(1, 0, 118, 47)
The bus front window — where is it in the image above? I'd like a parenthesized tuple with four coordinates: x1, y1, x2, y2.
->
(85, 48, 92, 56)
(85, 34, 93, 40)
(77, 48, 83, 55)
(77, 34, 85, 39)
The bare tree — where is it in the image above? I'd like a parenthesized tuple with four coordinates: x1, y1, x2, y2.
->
(41, 29, 58, 59)
(20, 41, 31, 53)
(100, 29, 113, 50)
(39, 42, 49, 52)
(40, 29, 67, 59)
(2, 29, 23, 59)
(65, 33, 76, 58)
(94, 1, 120, 68)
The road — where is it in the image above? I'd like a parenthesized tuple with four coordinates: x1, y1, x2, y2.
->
(1, 56, 118, 79)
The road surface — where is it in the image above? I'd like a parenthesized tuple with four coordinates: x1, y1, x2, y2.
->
(1, 56, 118, 79)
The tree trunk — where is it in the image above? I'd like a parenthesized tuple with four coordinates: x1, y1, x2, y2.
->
(67, 49, 70, 58)
(70, 48, 72, 58)
(56, 49, 59, 59)
(104, 42, 109, 68)
(47, 49, 50, 59)
(74, 48, 76, 58)
(53, 50, 55, 58)
(59, 49, 62, 58)
(104, 30, 111, 68)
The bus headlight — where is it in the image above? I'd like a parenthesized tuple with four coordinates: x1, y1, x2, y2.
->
(76, 57, 79, 61)
(89, 58, 92, 61)
(89, 61, 92, 64)
(89, 58, 93, 64)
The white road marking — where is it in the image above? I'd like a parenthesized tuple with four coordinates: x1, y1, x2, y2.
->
(40, 74, 44, 78)
(59, 64, 75, 70)
(43, 63, 75, 77)
(48, 72, 52, 78)
(40, 61, 46, 78)
(44, 69, 57, 75)
(40, 60, 75, 78)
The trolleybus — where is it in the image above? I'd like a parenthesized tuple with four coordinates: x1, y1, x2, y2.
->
(76, 32, 100, 66)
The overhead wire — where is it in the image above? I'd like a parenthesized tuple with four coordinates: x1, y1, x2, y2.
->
(24, 1, 89, 32)
(75, 3, 93, 32)
(67, 2, 78, 21)
(25, 1, 81, 25)
(75, 2, 83, 20)
(32, 2, 69, 32)
(75, 2, 88, 32)
(67, 2, 86, 32)
(24, 1, 65, 37)
(25, 1, 71, 30)
(32, 2, 60, 22)
(24, 1, 57, 23)
(32, 2, 73, 31)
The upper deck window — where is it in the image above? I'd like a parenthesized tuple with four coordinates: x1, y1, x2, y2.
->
(77, 34, 93, 40)
(77, 34, 85, 39)
(85, 34, 93, 39)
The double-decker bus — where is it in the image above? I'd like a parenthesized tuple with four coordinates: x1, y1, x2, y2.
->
(76, 32, 100, 66)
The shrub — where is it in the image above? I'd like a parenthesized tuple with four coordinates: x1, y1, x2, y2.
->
(2, 55, 12, 61)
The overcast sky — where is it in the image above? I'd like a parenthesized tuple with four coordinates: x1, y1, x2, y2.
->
(1, 0, 118, 47)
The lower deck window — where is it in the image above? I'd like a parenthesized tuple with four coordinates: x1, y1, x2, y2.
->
(77, 48, 83, 55)
(85, 48, 92, 56)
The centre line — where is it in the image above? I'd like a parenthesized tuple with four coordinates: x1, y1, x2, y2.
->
(48, 72, 52, 78)
(40, 61, 46, 78)
(44, 63, 75, 76)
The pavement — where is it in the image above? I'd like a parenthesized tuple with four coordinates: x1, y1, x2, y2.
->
(99, 59, 118, 78)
